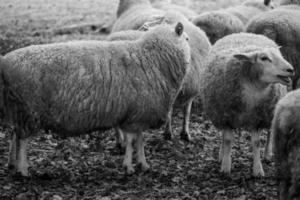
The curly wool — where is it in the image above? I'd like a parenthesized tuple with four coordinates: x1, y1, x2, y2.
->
(272, 89, 300, 200)
(2, 24, 190, 138)
(201, 33, 287, 130)
(247, 8, 300, 89)
(111, 0, 164, 32)
(279, 0, 300, 5)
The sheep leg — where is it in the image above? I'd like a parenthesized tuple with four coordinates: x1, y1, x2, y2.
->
(264, 130, 273, 161)
(218, 131, 224, 162)
(251, 131, 265, 177)
(122, 132, 136, 174)
(16, 137, 29, 176)
(115, 127, 126, 153)
(220, 130, 234, 174)
(136, 132, 149, 171)
(8, 132, 17, 172)
(180, 99, 193, 142)
(163, 107, 174, 140)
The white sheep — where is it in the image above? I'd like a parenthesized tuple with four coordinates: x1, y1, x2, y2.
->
(272, 89, 300, 200)
(149, 0, 197, 20)
(193, 0, 273, 44)
(111, 0, 164, 32)
(246, 4, 300, 89)
(3, 23, 191, 176)
(201, 32, 294, 176)
(107, 11, 211, 142)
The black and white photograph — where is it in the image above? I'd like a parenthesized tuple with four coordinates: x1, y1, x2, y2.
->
(0, 0, 299, 199)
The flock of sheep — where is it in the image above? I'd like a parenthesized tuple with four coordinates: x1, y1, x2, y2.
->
(0, 0, 300, 199)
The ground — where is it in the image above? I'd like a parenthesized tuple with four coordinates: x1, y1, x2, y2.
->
(0, 0, 278, 199)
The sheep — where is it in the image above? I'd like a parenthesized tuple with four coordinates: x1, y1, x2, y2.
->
(192, 11, 244, 44)
(246, 6, 300, 89)
(106, 30, 145, 41)
(272, 89, 300, 200)
(201, 32, 294, 176)
(111, 0, 164, 32)
(108, 11, 211, 142)
(192, 0, 273, 44)
(149, 0, 197, 20)
(2, 22, 191, 176)
(279, 0, 300, 6)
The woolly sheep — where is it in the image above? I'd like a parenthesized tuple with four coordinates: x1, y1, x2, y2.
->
(192, 0, 273, 44)
(109, 11, 211, 141)
(201, 33, 294, 176)
(3, 23, 191, 176)
(192, 11, 244, 44)
(150, 0, 197, 20)
(247, 6, 300, 89)
(111, 0, 164, 32)
(279, 0, 300, 6)
(272, 89, 300, 200)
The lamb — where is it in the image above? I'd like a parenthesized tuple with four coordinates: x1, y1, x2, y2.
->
(106, 30, 145, 41)
(149, 0, 197, 20)
(2, 22, 191, 176)
(108, 11, 211, 141)
(201, 32, 294, 176)
(192, 0, 273, 44)
(246, 4, 300, 89)
(272, 89, 300, 200)
(111, 0, 164, 32)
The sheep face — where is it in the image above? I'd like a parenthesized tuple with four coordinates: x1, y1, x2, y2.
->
(234, 48, 294, 86)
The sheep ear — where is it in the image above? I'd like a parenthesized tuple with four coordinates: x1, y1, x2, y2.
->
(233, 53, 256, 63)
(264, 0, 271, 6)
(175, 22, 184, 36)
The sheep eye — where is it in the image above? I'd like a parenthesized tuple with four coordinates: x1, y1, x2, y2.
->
(186, 37, 189, 41)
(261, 56, 271, 62)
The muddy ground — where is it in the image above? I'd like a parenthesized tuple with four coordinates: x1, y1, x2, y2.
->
(0, 0, 278, 199)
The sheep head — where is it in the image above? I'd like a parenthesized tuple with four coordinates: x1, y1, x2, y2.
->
(234, 48, 294, 86)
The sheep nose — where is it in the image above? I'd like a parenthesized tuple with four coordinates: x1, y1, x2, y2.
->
(286, 68, 294, 75)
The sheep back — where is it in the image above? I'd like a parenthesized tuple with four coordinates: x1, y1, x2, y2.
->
(106, 30, 145, 41)
(201, 33, 286, 130)
(272, 89, 300, 200)
(3, 24, 190, 138)
(112, 0, 164, 32)
(246, 8, 300, 89)
(192, 11, 244, 44)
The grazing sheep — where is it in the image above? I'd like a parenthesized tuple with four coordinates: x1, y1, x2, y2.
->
(247, 6, 300, 89)
(109, 11, 211, 141)
(3, 23, 191, 176)
(192, 11, 244, 44)
(272, 89, 300, 200)
(201, 33, 294, 176)
(150, 0, 197, 20)
(192, 0, 273, 44)
(111, 0, 164, 32)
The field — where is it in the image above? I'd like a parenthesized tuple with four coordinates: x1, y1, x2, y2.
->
(0, 0, 278, 199)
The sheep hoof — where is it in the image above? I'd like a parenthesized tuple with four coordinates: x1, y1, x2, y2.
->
(264, 152, 273, 161)
(126, 167, 135, 175)
(253, 165, 265, 177)
(220, 166, 231, 174)
(163, 131, 173, 141)
(123, 164, 135, 175)
(180, 131, 191, 142)
(141, 163, 150, 172)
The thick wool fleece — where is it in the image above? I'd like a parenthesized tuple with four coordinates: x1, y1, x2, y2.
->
(226, 0, 273, 24)
(247, 8, 300, 89)
(192, 11, 244, 44)
(201, 33, 287, 130)
(3, 24, 191, 138)
(272, 89, 300, 200)
(111, 0, 164, 32)
(150, 0, 197, 20)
